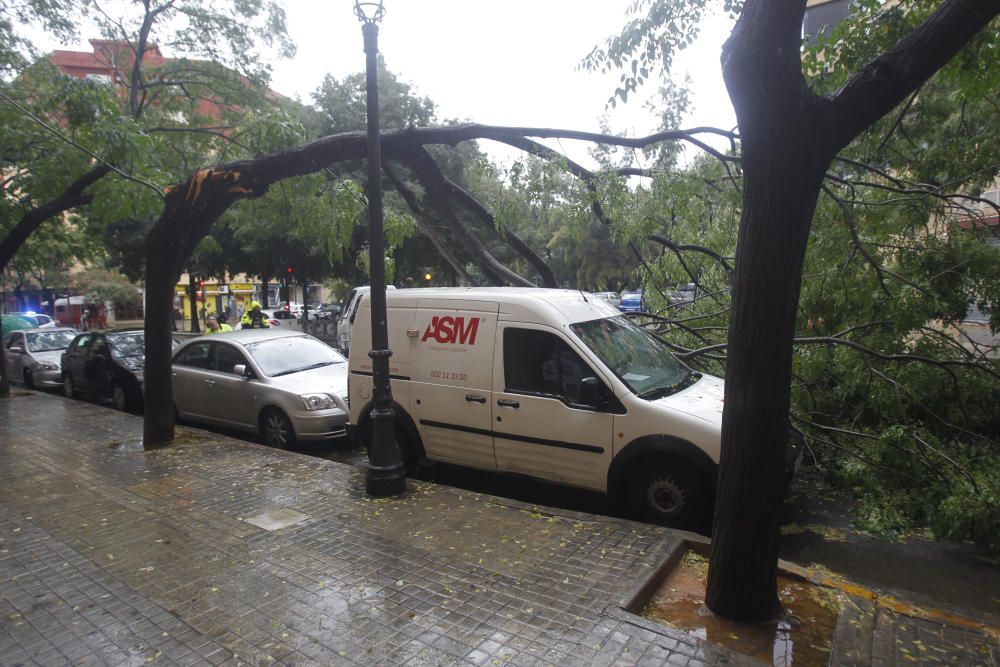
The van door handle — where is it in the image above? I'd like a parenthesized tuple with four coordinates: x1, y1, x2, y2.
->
(465, 394, 486, 403)
(497, 399, 520, 409)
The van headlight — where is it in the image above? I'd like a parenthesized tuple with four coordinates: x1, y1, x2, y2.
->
(301, 393, 337, 410)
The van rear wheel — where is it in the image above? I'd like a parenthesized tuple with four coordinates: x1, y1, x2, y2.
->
(627, 459, 708, 531)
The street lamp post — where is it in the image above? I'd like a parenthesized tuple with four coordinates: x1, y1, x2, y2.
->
(355, 0, 406, 497)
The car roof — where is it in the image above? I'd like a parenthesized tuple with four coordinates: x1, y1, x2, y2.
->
(182, 328, 307, 346)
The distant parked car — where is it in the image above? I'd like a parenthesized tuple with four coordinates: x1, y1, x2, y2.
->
(593, 292, 621, 309)
(263, 308, 301, 330)
(669, 283, 698, 309)
(171, 329, 349, 449)
(7, 311, 56, 328)
(61, 330, 178, 412)
(619, 290, 647, 313)
(2, 313, 37, 336)
(311, 303, 342, 321)
(4, 327, 79, 388)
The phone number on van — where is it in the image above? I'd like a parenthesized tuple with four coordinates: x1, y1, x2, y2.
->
(429, 370, 468, 381)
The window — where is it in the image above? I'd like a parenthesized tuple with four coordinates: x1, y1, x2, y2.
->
(174, 342, 212, 369)
(70, 335, 91, 352)
(503, 328, 592, 403)
(5, 333, 22, 350)
(212, 344, 247, 374)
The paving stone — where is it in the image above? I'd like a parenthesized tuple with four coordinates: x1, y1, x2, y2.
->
(2, 393, 997, 665)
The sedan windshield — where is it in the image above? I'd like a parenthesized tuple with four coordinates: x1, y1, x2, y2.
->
(26, 329, 77, 352)
(245, 336, 345, 377)
(570, 316, 695, 399)
(107, 333, 145, 357)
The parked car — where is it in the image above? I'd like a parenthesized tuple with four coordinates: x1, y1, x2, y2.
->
(2, 313, 37, 336)
(4, 327, 79, 388)
(61, 330, 153, 411)
(618, 290, 647, 313)
(348, 288, 804, 530)
(7, 311, 57, 328)
(593, 292, 621, 309)
(311, 303, 342, 321)
(262, 308, 301, 330)
(171, 329, 349, 449)
(669, 283, 699, 309)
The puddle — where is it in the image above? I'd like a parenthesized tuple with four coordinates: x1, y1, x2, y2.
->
(642, 551, 846, 666)
(107, 438, 146, 452)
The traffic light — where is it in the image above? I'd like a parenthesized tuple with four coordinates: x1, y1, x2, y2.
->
(286, 266, 293, 274)
(424, 273, 432, 281)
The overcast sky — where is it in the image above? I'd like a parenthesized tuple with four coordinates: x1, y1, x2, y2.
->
(36, 0, 738, 168)
(270, 1, 738, 166)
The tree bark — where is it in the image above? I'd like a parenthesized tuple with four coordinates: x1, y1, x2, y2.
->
(706, 0, 1000, 622)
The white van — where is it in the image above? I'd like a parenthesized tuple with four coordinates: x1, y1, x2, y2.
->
(336, 286, 394, 354)
(348, 288, 801, 530)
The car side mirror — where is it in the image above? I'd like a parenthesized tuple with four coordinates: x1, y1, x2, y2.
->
(233, 364, 251, 378)
(579, 376, 605, 409)
(10, 345, 24, 353)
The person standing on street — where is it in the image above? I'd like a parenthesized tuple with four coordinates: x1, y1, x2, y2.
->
(239, 301, 269, 329)
(205, 313, 233, 334)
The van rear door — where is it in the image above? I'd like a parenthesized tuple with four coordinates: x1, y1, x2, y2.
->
(409, 299, 499, 469)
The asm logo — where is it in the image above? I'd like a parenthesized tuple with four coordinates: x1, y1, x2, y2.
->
(421, 316, 480, 345)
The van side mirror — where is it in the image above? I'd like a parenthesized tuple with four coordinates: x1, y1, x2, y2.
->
(579, 376, 605, 409)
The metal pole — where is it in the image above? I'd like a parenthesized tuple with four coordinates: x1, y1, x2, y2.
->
(361, 19, 406, 497)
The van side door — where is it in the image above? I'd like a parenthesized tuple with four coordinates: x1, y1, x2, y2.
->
(492, 324, 615, 491)
(409, 300, 499, 469)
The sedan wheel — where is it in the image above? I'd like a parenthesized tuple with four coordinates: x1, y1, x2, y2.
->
(261, 409, 295, 449)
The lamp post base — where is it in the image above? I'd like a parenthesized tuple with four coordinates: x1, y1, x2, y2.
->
(365, 462, 407, 496)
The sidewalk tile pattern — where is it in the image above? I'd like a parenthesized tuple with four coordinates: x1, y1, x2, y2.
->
(2, 392, 997, 665)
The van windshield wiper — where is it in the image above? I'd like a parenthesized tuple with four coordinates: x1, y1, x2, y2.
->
(638, 372, 701, 400)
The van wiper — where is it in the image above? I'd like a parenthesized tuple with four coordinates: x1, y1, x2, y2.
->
(638, 372, 701, 400)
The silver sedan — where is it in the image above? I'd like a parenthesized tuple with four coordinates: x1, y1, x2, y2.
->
(4, 328, 79, 388)
(172, 329, 349, 448)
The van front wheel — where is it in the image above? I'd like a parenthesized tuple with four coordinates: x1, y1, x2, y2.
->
(628, 459, 708, 531)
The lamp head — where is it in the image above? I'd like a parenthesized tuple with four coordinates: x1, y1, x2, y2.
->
(354, 1, 385, 24)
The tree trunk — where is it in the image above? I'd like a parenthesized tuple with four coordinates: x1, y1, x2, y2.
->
(706, 147, 825, 621)
(704, 0, 1000, 622)
(143, 242, 181, 447)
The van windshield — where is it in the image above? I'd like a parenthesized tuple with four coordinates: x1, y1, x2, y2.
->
(570, 316, 697, 400)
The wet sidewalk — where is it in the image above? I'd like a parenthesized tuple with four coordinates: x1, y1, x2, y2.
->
(1, 391, 997, 665)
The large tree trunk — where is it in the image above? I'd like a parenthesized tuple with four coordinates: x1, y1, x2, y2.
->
(143, 247, 180, 446)
(706, 0, 1000, 622)
(706, 147, 825, 620)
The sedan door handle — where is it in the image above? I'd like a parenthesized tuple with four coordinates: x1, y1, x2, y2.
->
(465, 394, 486, 403)
(497, 399, 520, 409)
(204, 379, 216, 386)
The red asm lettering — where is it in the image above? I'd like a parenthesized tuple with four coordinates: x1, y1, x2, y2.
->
(421, 316, 480, 345)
